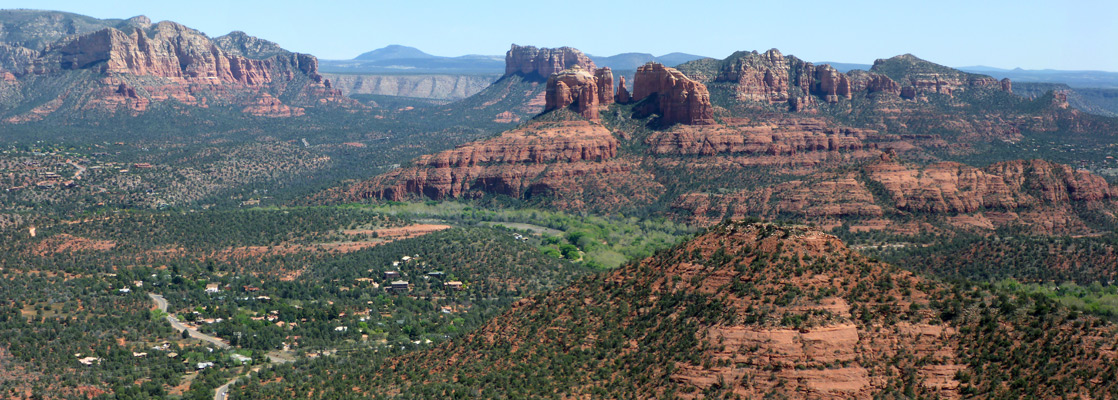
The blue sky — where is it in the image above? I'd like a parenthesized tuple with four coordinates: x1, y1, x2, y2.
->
(6, 0, 1117, 71)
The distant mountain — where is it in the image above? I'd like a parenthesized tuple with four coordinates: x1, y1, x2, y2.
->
(323, 45, 707, 75)
(957, 65, 1118, 88)
(816, 61, 872, 73)
(353, 44, 435, 61)
(588, 52, 707, 70)
(321, 45, 503, 74)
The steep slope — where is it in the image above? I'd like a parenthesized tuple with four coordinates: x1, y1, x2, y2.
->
(236, 221, 1118, 399)
(0, 16, 349, 122)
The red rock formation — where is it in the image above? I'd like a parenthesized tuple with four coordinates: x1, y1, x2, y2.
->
(716, 49, 801, 102)
(329, 120, 661, 211)
(632, 63, 715, 125)
(51, 22, 322, 85)
(504, 44, 596, 79)
(242, 93, 305, 117)
(900, 86, 917, 100)
(646, 117, 871, 156)
(1, 20, 350, 118)
(545, 67, 600, 121)
(812, 64, 851, 103)
(1000, 78, 1012, 93)
(616, 75, 631, 103)
(594, 67, 614, 106)
(848, 71, 900, 95)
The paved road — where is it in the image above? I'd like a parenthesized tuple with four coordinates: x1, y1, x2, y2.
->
(148, 293, 229, 349)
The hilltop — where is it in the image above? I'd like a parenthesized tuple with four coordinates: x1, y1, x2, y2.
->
(235, 221, 1118, 398)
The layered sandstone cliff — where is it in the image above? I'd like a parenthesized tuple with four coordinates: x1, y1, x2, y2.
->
(631, 62, 715, 125)
(3, 18, 346, 119)
(332, 120, 661, 210)
(504, 44, 596, 79)
(673, 155, 1118, 234)
(49, 21, 322, 85)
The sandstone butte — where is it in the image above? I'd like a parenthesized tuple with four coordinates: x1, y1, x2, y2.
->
(631, 62, 715, 125)
(5, 17, 344, 118)
(504, 44, 597, 79)
(544, 66, 614, 122)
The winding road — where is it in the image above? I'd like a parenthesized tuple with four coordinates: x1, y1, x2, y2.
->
(148, 293, 229, 349)
(150, 293, 295, 399)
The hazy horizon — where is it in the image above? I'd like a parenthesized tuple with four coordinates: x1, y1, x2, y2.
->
(4, 0, 1117, 72)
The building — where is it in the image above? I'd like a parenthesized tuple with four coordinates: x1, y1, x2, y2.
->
(444, 281, 463, 290)
(390, 280, 409, 292)
(205, 283, 220, 293)
(384, 271, 400, 280)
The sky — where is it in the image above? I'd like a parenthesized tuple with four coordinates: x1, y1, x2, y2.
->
(5, 0, 1117, 71)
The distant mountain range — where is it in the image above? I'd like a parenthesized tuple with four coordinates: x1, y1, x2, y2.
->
(328, 46, 1118, 90)
(319, 45, 707, 74)
(956, 65, 1118, 88)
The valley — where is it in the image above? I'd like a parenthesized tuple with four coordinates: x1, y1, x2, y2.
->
(1, 6, 1117, 400)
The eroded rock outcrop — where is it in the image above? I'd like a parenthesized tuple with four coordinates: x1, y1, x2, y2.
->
(545, 67, 600, 121)
(716, 49, 811, 103)
(867, 158, 1115, 214)
(0, 18, 347, 119)
(632, 62, 714, 125)
(49, 22, 323, 85)
(616, 75, 630, 103)
(594, 67, 614, 106)
(504, 44, 596, 79)
(332, 120, 658, 209)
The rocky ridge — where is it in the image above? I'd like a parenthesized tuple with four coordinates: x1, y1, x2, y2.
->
(0, 16, 346, 120)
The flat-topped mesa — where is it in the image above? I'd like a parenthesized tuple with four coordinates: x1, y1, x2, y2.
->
(545, 66, 601, 121)
(505, 44, 596, 79)
(632, 62, 715, 125)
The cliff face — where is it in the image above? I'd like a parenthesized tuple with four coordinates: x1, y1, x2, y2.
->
(504, 44, 596, 79)
(2, 18, 347, 120)
(329, 119, 660, 211)
(673, 156, 1118, 234)
(631, 62, 715, 125)
(322, 73, 497, 100)
(544, 67, 601, 121)
(700, 50, 1009, 107)
(49, 22, 322, 85)
(867, 158, 1115, 213)
(544, 66, 615, 121)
